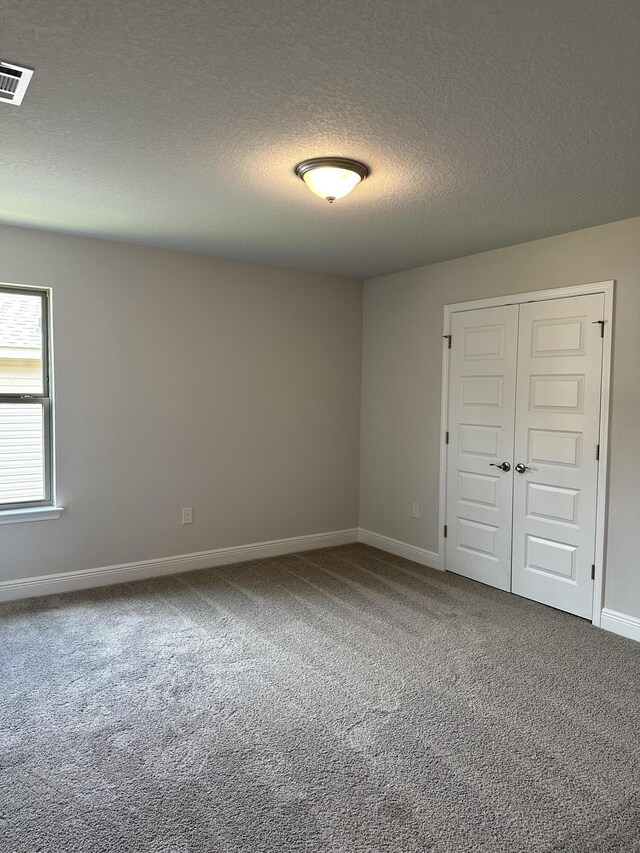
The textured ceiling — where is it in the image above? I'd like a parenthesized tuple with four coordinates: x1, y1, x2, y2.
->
(2, 0, 639, 278)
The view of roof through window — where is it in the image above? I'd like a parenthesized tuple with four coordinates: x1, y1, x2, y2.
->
(0, 290, 46, 504)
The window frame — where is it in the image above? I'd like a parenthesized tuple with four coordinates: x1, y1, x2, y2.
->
(0, 283, 55, 511)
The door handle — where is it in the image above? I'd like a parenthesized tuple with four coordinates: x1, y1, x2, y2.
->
(489, 462, 511, 472)
(515, 463, 531, 473)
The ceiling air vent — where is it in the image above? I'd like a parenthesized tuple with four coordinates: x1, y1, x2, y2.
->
(0, 61, 34, 106)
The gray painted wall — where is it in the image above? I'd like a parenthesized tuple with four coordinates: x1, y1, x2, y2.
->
(0, 226, 362, 582)
(2, 216, 638, 620)
(360, 217, 640, 618)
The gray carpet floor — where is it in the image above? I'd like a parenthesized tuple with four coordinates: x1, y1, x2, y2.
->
(1, 543, 639, 853)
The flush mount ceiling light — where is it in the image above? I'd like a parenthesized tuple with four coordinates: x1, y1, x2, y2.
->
(294, 157, 369, 203)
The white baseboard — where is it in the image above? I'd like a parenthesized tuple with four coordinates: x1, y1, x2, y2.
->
(358, 528, 441, 571)
(600, 608, 640, 643)
(7, 528, 635, 645)
(0, 528, 359, 603)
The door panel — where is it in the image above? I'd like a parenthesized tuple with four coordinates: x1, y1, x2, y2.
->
(511, 294, 604, 618)
(446, 305, 519, 591)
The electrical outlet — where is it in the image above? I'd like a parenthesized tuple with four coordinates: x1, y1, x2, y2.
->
(412, 502, 420, 519)
(182, 507, 193, 525)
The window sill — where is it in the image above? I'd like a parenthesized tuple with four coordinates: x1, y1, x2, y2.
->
(0, 506, 64, 525)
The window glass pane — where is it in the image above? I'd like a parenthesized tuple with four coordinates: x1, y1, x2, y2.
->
(0, 291, 44, 394)
(0, 403, 45, 504)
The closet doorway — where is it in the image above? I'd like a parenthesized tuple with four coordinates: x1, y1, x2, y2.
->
(439, 282, 613, 623)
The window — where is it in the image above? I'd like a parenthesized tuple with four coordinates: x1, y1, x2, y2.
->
(0, 285, 55, 514)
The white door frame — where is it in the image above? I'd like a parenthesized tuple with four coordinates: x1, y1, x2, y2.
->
(438, 280, 614, 626)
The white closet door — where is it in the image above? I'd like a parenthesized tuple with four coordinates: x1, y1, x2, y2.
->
(511, 294, 604, 618)
(446, 305, 519, 591)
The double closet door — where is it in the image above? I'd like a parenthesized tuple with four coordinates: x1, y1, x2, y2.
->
(445, 293, 605, 619)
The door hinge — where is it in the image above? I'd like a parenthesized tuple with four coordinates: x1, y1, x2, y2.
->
(445, 431, 449, 444)
(443, 334, 452, 349)
(596, 444, 600, 461)
(592, 320, 605, 337)
(444, 524, 448, 538)
(591, 564, 596, 580)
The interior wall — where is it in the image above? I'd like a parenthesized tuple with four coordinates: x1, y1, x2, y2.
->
(360, 217, 640, 619)
(0, 225, 362, 582)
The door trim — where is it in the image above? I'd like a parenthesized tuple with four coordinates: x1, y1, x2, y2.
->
(438, 280, 614, 626)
